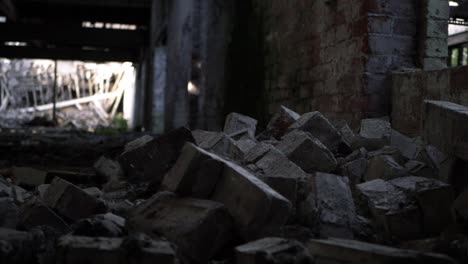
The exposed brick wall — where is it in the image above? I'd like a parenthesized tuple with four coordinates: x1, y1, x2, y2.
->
(226, 0, 425, 128)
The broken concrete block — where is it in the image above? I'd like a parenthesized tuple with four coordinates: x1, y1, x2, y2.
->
(334, 119, 358, 149)
(211, 161, 292, 239)
(307, 238, 457, 264)
(0, 197, 18, 228)
(365, 155, 410, 181)
(389, 176, 454, 235)
(73, 213, 126, 238)
(245, 143, 307, 205)
(0, 228, 40, 264)
(229, 128, 256, 141)
(314, 173, 356, 239)
(343, 158, 367, 186)
(122, 234, 179, 264)
(93, 156, 124, 183)
(224, 112, 258, 137)
(84, 187, 103, 198)
(277, 130, 337, 173)
(356, 179, 423, 240)
(18, 198, 70, 233)
(416, 145, 457, 183)
(405, 160, 437, 179)
(118, 127, 194, 183)
(56, 236, 124, 264)
(192, 130, 243, 160)
(235, 237, 311, 264)
(358, 117, 391, 150)
(161, 143, 224, 198)
(258, 105, 301, 140)
(43, 177, 107, 221)
(128, 192, 233, 263)
(289, 111, 350, 154)
(12, 167, 47, 188)
(344, 147, 368, 163)
(391, 129, 420, 160)
(37, 184, 49, 199)
(234, 138, 257, 156)
(423, 100, 468, 161)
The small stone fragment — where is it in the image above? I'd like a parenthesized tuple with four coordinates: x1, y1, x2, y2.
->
(365, 155, 410, 181)
(224, 112, 258, 137)
(258, 105, 301, 140)
(358, 117, 391, 150)
(93, 156, 124, 183)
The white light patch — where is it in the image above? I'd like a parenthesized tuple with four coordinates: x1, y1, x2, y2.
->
(0, 16, 6, 23)
(450, 1, 459, 7)
(4, 41, 27, 47)
(187, 81, 200, 95)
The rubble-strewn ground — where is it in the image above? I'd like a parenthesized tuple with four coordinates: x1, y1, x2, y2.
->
(1, 102, 468, 264)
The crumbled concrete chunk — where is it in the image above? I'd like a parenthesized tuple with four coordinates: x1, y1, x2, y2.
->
(365, 155, 410, 181)
(391, 129, 420, 160)
(12, 167, 47, 188)
(224, 112, 258, 137)
(0, 197, 18, 228)
(93, 156, 124, 183)
(258, 105, 301, 140)
(389, 176, 454, 235)
(161, 143, 224, 198)
(289, 111, 350, 154)
(128, 192, 232, 263)
(277, 130, 337, 173)
(307, 238, 457, 264)
(298, 173, 356, 239)
(235, 237, 311, 264)
(18, 198, 70, 233)
(73, 213, 126, 238)
(192, 130, 243, 160)
(358, 117, 391, 150)
(56, 235, 178, 264)
(211, 161, 292, 239)
(43, 177, 108, 221)
(343, 158, 368, 186)
(405, 160, 437, 179)
(118, 127, 194, 183)
(356, 179, 422, 240)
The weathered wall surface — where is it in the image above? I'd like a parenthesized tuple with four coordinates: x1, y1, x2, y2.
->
(226, 0, 427, 128)
(391, 66, 468, 136)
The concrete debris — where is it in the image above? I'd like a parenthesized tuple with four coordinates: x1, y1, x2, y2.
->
(258, 105, 301, 140)
(210, 160, 292, 239)
(423, 100, 468, 161)
(43, 177, 108, 221)
(0, 197, 18, 228)
(12, 167, 47, 188)
(356, 179, 423, 240)
(244, 142, 308, 206)
(391, 129, 420, 160)
(307, 238, 457, 264)
(389, 176, 454, 235)
(277, 130, 337, 173)
(289, 111, 351, 154)
(161, 143, 224, 198)
(298, 173, 356, 239)
(235, 237, 311, 264)
(365, 155, 410, 181)
(0, 107, 467, 263)
(73, 213, 126, 238)
(358, 117, 391, 150)
(192, 130, 243, 160)
(56, 235, 178, 264)
(224, 112, 258, 137)
(93, 156, 124, 183)
(128, 192, 232, 263)
(18, 198, 70, 233)
(119, 127, 194, 183)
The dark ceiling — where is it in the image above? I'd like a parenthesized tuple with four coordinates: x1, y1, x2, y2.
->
(0, 0, 151, 62)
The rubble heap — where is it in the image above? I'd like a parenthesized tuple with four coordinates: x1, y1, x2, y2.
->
(1, 100, 468, 263)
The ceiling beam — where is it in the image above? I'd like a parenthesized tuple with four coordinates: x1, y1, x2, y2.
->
(0, 23, 147, 48)
(0, 46, 138, 62)
(0, 0, 17, 21)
